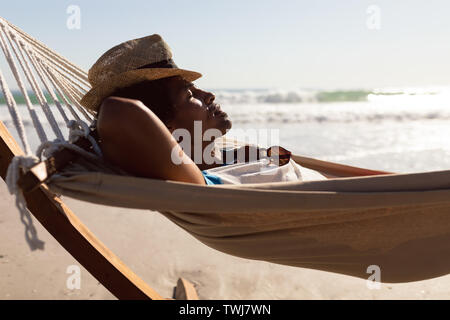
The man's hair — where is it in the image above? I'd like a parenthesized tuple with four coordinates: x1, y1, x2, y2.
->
(109, 77, 177, 124)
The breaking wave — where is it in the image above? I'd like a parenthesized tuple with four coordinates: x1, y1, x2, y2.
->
(213, 88, 442, 104)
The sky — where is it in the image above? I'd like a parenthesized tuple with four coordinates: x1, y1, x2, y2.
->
(1, 0, 450, 90)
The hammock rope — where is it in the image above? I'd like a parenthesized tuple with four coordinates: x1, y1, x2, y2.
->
(30, 52, 71, 125)
(0, 17, 97, 154)
(1, 17, 90, 85)
(0, 17, 101, 250)
(0, 63, 30, 154)
(11, 32, 64, 140)
(0, 23, 48, 145)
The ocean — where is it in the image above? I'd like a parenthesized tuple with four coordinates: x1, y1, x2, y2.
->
(1, 87, 450, 174)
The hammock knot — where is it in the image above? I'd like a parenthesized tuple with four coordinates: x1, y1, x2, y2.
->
(67, 120, 103, 157)
(5, 155, 39, 196)
(33, 121, 102, 163)
(36, 139, 64, 159)
(68, 119, 90, 140)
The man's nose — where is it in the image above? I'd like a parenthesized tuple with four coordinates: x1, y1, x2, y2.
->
(194, 88, 215, 105)
(204, 91, 215, 105)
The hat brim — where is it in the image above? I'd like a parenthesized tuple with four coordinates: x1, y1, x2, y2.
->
(80, 68, 202, 112)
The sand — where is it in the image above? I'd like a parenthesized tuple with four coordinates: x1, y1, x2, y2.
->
(1, 179, 450, 300)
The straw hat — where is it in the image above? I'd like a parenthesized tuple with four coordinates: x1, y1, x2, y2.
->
(80, 34, 202, 112)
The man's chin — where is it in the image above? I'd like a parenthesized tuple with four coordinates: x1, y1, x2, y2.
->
(220, 118, 232, 135)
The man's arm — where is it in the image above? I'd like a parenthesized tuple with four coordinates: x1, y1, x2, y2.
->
(96, 96, 206, 185)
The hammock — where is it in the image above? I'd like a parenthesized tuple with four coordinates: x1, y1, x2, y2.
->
(1, 17, 450, 299)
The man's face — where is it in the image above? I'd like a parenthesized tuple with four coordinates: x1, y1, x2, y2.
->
(166, 76, 232, 137)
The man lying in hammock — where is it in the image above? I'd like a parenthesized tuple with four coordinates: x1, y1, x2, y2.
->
(80, 34, 327, 185)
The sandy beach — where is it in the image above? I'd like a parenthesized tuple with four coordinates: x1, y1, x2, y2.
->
(1, 179, 449, 300)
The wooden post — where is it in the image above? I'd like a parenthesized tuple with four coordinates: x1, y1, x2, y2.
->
(0, 121, 163, 300)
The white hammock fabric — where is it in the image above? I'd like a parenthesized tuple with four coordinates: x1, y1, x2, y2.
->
(1, 17, 450, 283)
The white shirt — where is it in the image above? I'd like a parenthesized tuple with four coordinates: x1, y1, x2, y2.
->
(203, 158, 327, 184)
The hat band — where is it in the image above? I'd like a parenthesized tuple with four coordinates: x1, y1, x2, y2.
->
(136, 59, 178, 70)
